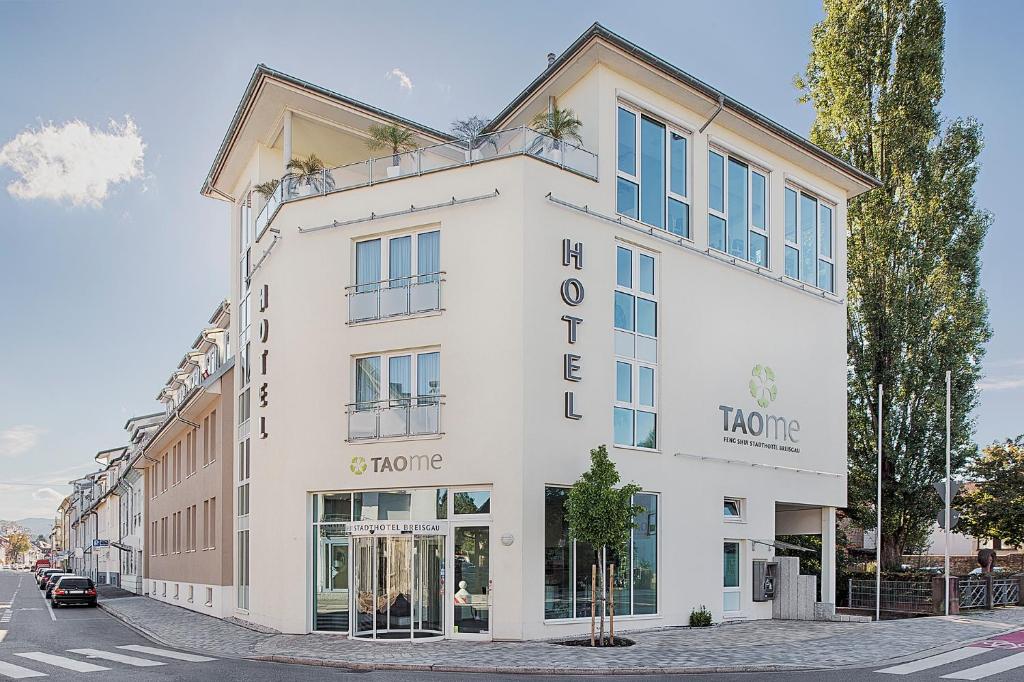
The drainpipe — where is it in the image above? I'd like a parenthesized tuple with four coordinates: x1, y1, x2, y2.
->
(699, 94, 725, 133)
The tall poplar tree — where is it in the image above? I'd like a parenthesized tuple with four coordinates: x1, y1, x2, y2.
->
(796, 0, 991, 568)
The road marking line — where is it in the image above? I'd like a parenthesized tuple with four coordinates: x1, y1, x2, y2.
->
(0, 630, 6, 643)
(36, 590, 54, 623)
(117, 645, 215, 662)
(14, 652, 108, 672)
(877, 647, 988, 674)
(0, 659, 47, 679)
(67, 649, 165, 667)
(942, 651, 1024, 680)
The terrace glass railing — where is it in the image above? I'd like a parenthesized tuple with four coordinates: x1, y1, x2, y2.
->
(346, 273, 444, 323)
(253, 127, 597, 236)
(346, 396, 443, 441)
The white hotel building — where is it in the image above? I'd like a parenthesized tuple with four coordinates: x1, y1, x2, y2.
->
(200, 24, 878, 640)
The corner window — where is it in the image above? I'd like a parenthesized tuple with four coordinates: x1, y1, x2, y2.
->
(614, 245, 658, 450)
(785, 187, 835, 293)
(708, 150, 768, 267)
(616, 105, 690, 238)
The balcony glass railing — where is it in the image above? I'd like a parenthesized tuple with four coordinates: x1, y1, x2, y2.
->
(346, 273, 444, 323)
(252, 126, 598, 236)
(346, 396, 443, 440)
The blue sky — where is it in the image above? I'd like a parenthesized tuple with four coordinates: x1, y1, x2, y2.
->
(0, 1, 1020, 520)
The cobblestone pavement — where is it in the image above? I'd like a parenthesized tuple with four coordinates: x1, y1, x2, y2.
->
(100, 596, 1024, 674)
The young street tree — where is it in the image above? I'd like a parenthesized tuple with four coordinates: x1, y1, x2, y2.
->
(797, 0, 991, 568)
(957, 436, 1024, 548)
(566, 445, 641, 645)
(6, 532, 30, 564)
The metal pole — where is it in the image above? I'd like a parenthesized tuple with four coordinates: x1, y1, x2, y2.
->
(945, 370, 951, 616)
(877, 383, 883, 622)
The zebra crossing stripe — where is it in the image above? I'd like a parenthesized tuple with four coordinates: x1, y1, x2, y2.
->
(14, 652, 108, 672)
(116, 645, 215, 662)
(877, 647, 989, 675)
(0, 660, 46, 679)
(942, 651, 1024, 680)
(67, 649, 166, 667)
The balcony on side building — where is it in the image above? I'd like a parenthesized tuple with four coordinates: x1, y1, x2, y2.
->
(346, 396, 444, 441)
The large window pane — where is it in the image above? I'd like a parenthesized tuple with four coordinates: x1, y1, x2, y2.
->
(389, 235, 411, 284)
(575, 540, 599, 618)
(670, 133, 686, 196)
(616, 362, 632, 403)
(636, 411, 656, 449)
(544, 488, 573, 619)
(453, 491, 490, 514)
(416, 351, 440, 398)
(388, 355, 411, 402)
(668, 198, 689, 238)
(617, 178, 639, 219)
(614, 291, 635, 331)
(632, 493, 657, 614)
(799, 193, 817, 285)
(616, 246, 632, 288)
(708, 151, 724, 213)
(724, 542, 740, 587)
(636, 298, 656, 337)
(709, 215, 726, 252)
(750, 232, 768, 268)
(819, 204, 833, 258)
(818, 260, 834, 293)
(355, 239, 381, 292)
(785, 245, 799, 279)
(785, 188, 798, 243)
(614, 407, 634, 446)
(617, 108, 636, 175)
(355, 356, 380, 407)
(640, 116, 665, 228)
(727, 158, 748, 259)
(417, 230, 440, 282)
(751, 171, 766, 230)
(639, 254, 655, 295)
(639, 367, 654, 407)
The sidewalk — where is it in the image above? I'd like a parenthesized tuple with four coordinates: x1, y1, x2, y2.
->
(99, 596, 1024, 674)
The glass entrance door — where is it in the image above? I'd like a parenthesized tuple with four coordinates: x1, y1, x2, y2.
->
(351, 534, 444, 640)
(452, 526, 490, 637)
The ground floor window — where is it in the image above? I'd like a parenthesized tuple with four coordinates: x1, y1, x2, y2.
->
(237, 529, 250, 609)
(723, 541, 741, 613)
(544, 487, 658, 620)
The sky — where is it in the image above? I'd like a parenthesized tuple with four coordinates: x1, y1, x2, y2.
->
(0, 1, 1020, 521)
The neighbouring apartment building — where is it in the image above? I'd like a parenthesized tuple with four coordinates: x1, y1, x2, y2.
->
(140, 301, 234, 617)
(199, 23, 878, 640)
(119, 412, 164, 593)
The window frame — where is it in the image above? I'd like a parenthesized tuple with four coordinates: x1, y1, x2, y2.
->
(613, 244, 659, 451)
(616, 103, 692, 239)
(708, 148, 770, 268)
(352, 348, 442, 407)
(784, 184, 836, 293)
(723, 497, 745, 523)
(723, 539, 743, 616)
(354, 228, 442, 290)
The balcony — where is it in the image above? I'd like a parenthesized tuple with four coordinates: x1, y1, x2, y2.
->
(253, 126, 598, 237)
(347, 273, 443, 323)
(346, 397, 443, 441)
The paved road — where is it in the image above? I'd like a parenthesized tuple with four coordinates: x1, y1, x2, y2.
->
(4, 569, 1023, 681)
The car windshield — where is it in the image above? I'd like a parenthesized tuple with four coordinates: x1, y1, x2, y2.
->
(57, 578, 91, 589)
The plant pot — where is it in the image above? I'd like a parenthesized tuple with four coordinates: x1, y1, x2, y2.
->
(386, 164, 401, 179)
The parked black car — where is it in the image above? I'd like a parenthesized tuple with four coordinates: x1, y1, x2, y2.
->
(45, 573, 73, 600)
(51, 576, 97, 608)
(38, 569, 67, 590)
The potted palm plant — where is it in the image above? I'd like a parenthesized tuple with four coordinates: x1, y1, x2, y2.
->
(367, 124, 417, 178)
(530, 106, 583, 163)
(286, 153, 334, 197)
(253, 179, 280, 201)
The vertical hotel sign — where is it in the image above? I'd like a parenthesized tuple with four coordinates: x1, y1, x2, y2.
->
(258, 283, 269, 439)
(561, 239, 584, 419)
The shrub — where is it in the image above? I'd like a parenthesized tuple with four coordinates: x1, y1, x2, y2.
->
(689, 605, 713, 627)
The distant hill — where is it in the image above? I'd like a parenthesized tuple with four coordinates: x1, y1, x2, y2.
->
(15, 518, 53, 538)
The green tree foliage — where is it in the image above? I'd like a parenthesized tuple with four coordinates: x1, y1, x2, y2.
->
(566, 445, 641, 644)
(6, 532, 30, 564)
(797, 0, 991, 569)
(957, 436, 1024, 547)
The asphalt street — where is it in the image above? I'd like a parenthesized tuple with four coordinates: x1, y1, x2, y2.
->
(3, 569, 1023, 681)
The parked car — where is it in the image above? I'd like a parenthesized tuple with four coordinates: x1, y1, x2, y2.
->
(45, 573, 73, 600)
(39, 569, 68, 591)
(35, 568, 49, 584)
(50, 576, 97, 608)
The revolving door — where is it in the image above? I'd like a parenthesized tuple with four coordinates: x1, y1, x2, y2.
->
(352, 534, 444, 640)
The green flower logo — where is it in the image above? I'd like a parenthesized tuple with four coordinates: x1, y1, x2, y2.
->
(749, 365, 778, 408)
(350, 456, 367, 475)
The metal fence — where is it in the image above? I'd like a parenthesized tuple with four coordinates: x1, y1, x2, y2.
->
(993, 578, 1021, 606)
(848, 579, 934, 614)
(959, 579, 988, 609)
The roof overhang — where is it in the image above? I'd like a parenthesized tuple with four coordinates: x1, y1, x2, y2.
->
(485, 23, 880, 198)
(201, 65, 455, 202)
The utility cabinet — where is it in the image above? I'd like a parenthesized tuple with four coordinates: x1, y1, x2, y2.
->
(753, 560, 778, 601)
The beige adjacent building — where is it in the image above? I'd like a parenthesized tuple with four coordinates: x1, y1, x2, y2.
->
(200, 23, 877, 640)
(140, 301, 234, 617)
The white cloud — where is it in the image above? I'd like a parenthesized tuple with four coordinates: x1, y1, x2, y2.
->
(0, 115, 145, 207)
(0, 425, 44, 457)
(386, 68, 414, 92)
(32, 488, 63, 504)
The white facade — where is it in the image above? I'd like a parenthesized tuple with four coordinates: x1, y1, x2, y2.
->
(202, 24, 876, 640)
